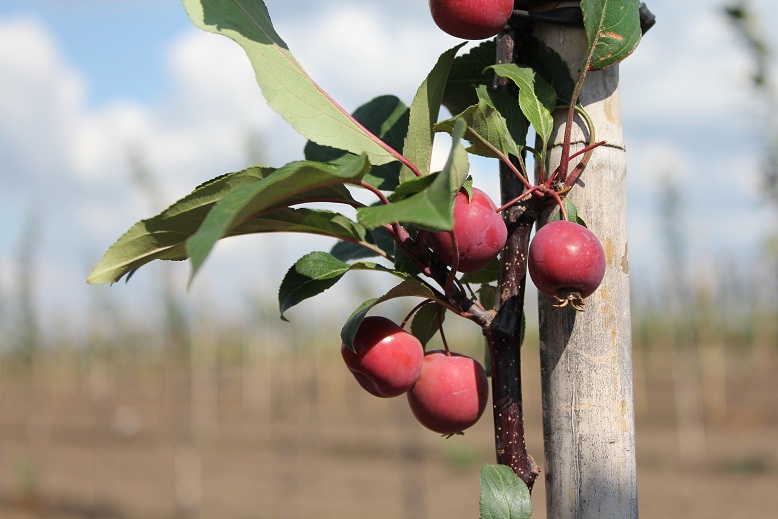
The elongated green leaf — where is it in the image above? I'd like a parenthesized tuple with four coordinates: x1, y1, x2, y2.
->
(400, 43, 466, 182)
(460, 258, 500, 285)
(357, 120, 469, 232)
(582, 0, 642, 70)
(518, 36, 576, 104)
(487, 64, 557, 147)
(304, 95, 410, 190)
(278, 251, 405, 320)
(341, 278, 439, 350)
(479, 464, 532, 519)
(183, 0, 400, 165)
(410, 301, 445, 347)
(186, 154, 371, 280)
(434, 88, 523, 159)
(87, 167, 275, 285)
(443, 40, 496, 116)
(475, 86, 529, 152)
(234, 207, 381, 248)
(330, 227, 395, 262)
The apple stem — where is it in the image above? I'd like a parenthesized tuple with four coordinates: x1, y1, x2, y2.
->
(495, 185, 542, 213)
(437, 309, 451, 356)
(445, 231, 461, 294)
(548, 190, 568, 221)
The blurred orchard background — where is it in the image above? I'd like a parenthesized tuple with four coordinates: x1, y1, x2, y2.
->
(1, 0, 777, 518)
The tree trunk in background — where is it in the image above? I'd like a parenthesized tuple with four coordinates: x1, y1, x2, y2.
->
(534, 22, 638, 519)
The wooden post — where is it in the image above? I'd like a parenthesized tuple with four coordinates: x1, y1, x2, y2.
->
(534, 22, 639, 519)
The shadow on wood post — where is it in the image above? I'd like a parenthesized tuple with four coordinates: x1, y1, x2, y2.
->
(533, 20, 639, 519)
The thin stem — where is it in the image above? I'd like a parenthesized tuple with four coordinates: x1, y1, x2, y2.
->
(496, 185, 543, 213)
(556, 30, 600, 184)
(478, 137, 534, 191)
(437, 309, 451, 355)
(564, 106, 602, 188)
(548, 190, 568, 221)
(401, 299, 434, 328)
(445, 231, 461, 295)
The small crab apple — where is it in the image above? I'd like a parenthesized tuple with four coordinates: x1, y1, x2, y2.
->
(424, 187, 507, 272)
(528, 219, 606, 310)
(428, 0, 514, 40)
(341, 316, 424, 398)
(407, 350, 489, 435)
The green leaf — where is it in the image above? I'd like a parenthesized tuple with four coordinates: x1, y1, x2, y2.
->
(582, 0, 642, 70)
(400, 43, 466, 182)
(477, 284, 498, 312)
(357, 120, 469, 232)
(461, 257, 500, 285)
(410, 301, 445, 347)
(479, 464, 532, 519)
(547, 198, 588, 227)
(186, 154, 370, 281)
(434, 89, 523, 159)
(329, 227, 395, 262)
(183, 0, 401, 166)
(518, 36, 576, 104)
(341, 278, 439, 351)
(87, 167, 275, 285)
(304, 95, 410, 190)
(392, 235, 423, 276)
(235, 207, 383, 250)
(443, 40, 496, 116)
(278, 251, 405, 320)
(475, 86, 529, 153)
(487, 64, 557, 149)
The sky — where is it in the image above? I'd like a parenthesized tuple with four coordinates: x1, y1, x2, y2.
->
(0, 0, 776, 338)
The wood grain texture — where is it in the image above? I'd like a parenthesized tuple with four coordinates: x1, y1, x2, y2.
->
(534, 22, 639, 519)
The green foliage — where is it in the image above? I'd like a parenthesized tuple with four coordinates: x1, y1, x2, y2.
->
(400, 43, 466, 182)
(582, 0, 642, 70)
(479, 464, 532, 519)
(410, 301, 445, 347)
(304, 95, 410, 191)
(340, 279, 438, 351)
(278, 252, 406, 321)
(487, 64, 557, 164)
(88, 0, 646, 511)
(435, 90, 523, 159)
(87, 167, 275, 284)
(547, 198, 588, 227)
(186, 155, 371, 280)
(357, 119, 470, 232)
(442, 40, 496, 115)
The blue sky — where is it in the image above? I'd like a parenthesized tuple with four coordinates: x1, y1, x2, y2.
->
(1, 0, 776, 336)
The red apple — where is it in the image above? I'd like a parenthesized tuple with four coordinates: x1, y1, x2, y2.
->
(425, 187, 507, 272)
(341, 316, 424, 398)
(407, 350, 489, 435)
(528, 219, 606, 309)
(429, 0, 514, 40)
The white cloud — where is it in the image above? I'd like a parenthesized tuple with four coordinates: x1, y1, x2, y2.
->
(0, 17, 86, 184)
(275, 1, 462, 110)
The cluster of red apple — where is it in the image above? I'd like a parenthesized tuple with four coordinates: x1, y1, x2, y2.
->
(428, 0, 516, 40)
(342, 186, 605, 434)
(423, 186, 606, 307)
(342, 315, 490, 435)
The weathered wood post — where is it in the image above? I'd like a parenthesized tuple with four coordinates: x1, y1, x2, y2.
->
(533, 18, 639, 519)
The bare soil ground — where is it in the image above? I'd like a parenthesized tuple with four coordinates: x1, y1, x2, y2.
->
(1, 343, 776, 519)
